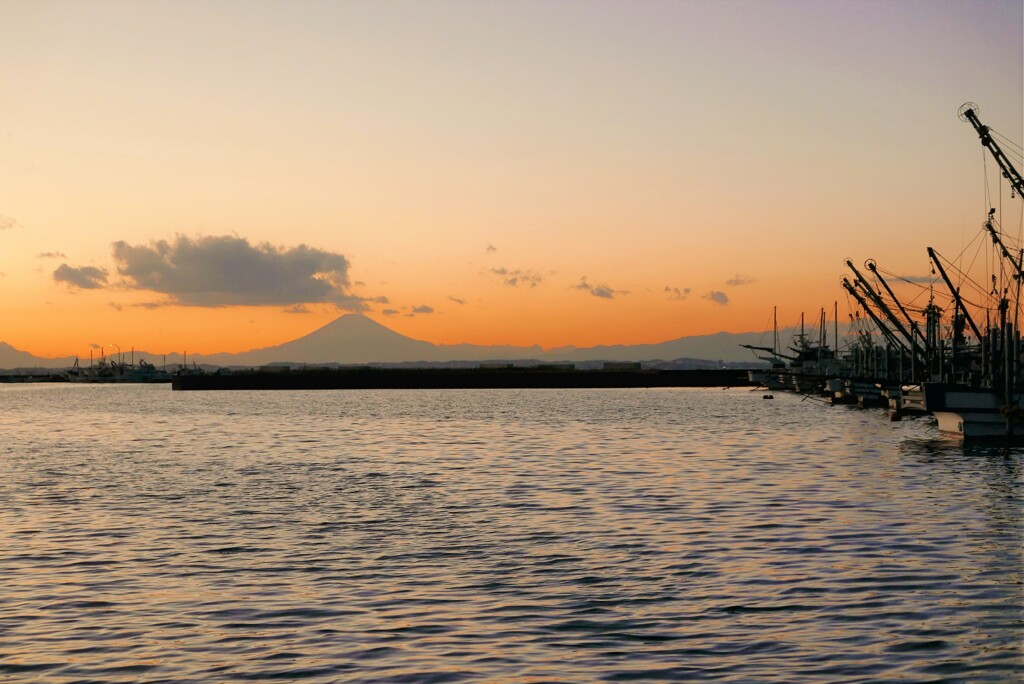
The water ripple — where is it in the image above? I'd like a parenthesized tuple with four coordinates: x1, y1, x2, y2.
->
(0, 385, 1021, 682)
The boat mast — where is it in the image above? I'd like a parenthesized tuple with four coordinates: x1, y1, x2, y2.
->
(742, 306, 795, 361)
(773, 306, 779, 357)
(833, 301, 838, 357)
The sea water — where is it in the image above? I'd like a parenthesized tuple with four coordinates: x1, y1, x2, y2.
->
(1, 385, 1021, 682)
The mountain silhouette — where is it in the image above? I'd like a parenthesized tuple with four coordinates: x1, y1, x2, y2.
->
(0, 342, 75, 370)
(200, 314, 546, 366)
(198, 314, 786, 366)
(208, 314, 440, 365)
(0, 314, 798, 369)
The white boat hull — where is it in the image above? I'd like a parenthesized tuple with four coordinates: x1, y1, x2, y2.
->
(923, 383, 1024, 440)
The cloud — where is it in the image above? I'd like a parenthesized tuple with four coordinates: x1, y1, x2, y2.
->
(411, 305, 434, 314)
(665, 286, 690, 301)
(486, 244, 497, 253)
(491, 267, 543, 288)
(381, 308, 399, 316)
(896, 274, 936, 284)
(38, 251, 67, 259)
(112, 235, 358, 308)
(331, 294, 389, 312)
(726, 274, 755, 287)
(703, 290, 730, 305)
(572, 276, 627, 299)
(108, 302, 122, 311)
(53, 263, 109, 289)
(88, 343, 102, 350)
(448, 296, 467, 305)
(283, 304, 311, 314)
(0, 215, 21, 230)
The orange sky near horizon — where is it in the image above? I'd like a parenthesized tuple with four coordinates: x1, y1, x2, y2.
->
(1, 0, 1021, 359)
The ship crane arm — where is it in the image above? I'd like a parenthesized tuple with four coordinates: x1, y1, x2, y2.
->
(982, 211, 1024, 282)
(960, 104, 1024, 200)
(841, 278, 904, 351)
(739, 344, 796, 361)
(864, 260, 927, 344)
(845, 259, 920, 355)
(926, 247, 984, 341)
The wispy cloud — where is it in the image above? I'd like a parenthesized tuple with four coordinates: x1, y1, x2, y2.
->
(896, 274, 936, 284)
(0, 215, 21, 230)
(283, 304, 312, 314)
(491, 267, 543, 288)
(448, 295, 467, 305)
(572, 276, 628, 299)
(411, 305, 434, 315)
(703, 290, 729, 305)
(38, 251, 67, 259)
(53, 264, 109, 289)
(726, 274, 755, 287)
(108, 302, 123, 312)
(486, 244, 497, 253)
(112, 234, 361, 308)
(381, 308, 399, 316)
(665, 286, 690, 301)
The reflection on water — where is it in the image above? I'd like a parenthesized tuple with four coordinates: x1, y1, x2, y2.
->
(1, 386, 1021, 682)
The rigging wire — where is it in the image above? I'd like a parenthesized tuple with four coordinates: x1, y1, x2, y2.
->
(930, 247, 997, 311)
(962, 228, 988, 294)
(869, 264, 948, 323)
(1017, 190, 1024, 251)
(983, 149, 992, 219)
(988, 127, 1024, 155)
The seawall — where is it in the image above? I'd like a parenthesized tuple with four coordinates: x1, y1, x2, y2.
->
(172, 367, 752, 391)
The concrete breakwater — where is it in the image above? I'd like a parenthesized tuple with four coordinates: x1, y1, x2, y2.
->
(172, 367, 753, 391)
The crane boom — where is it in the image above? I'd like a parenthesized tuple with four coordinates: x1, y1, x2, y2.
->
(841, 278, 902, 351)
(960, 104, 1024, 199)
(845, 259, 918, 351)
(865, 260, 926, 344)
(927, 247, 984, 341)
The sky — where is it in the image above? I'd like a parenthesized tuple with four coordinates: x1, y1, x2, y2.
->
(1, 0, 1022, 358)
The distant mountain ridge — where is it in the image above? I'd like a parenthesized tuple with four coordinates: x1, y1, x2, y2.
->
(0, 342, 76, 371)
(0, 314, 797, 370)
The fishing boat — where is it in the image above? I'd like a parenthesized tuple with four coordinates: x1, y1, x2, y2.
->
(923, 383, 1023, 439)
(64, 352, 172, 383)
(743, 307, 789, 390)
(918, 104, 1024, 441)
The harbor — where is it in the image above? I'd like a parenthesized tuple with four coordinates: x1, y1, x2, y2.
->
(4, 3, 1022, 682)
(733, 103, 1024, 442)
(166, 97, 1024, 445)
(20, 102, 1024, 444)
